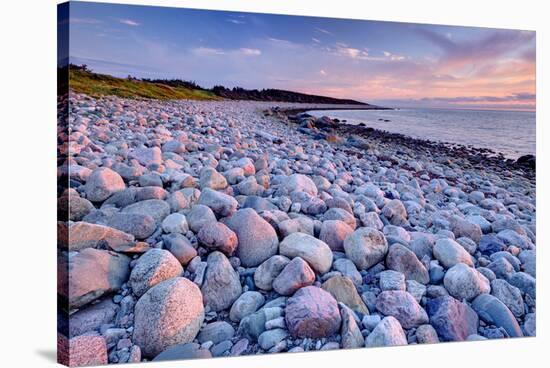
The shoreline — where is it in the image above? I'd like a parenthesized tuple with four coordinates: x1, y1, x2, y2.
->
(275, 107, 535, 181)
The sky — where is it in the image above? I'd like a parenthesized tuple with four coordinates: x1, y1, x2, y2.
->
(62, 1, 536, 110)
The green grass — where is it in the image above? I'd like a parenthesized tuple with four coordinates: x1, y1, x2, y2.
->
(69, 69, 221, 101)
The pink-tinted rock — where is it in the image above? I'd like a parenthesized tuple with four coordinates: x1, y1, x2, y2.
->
(273, 257, 315, 296)
(319, 220, 354, 251)
(68, 334, 108, 367)
(134, 278, 204, 358)
(85, 167, 126, 202)
(67, 249, 131, 309)
(68, 222, 136, 251)
(285, 286, 341, 338)
(197, 222, 238, 256)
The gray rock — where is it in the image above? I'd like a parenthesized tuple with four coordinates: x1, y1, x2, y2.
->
(258, 329, 288, 350)
(197, 321, 235, 344)
(344, 227, 388, 271)
(333, 258, 362, 286)
(386, 244, 429, 284)
(341, 305, 365, 348)
(426, 296, 478, 341)
(129, 249, 183, 297)
(365, 316, 407, 347)
(69, 298, 118, 337)
(443, 263, 490, 301)
(278, 217, 315, 238)
(186, 204, 217, 233)
(197, 221, 238, 256)
(163, 233, 197, 266)
(229, 291, 265, 322)
(379, 270, 406, 291)
(133, 278, 204, 358)
(490, 279, 524, 317)
(107, 213, 156, 240)
(121, 199, 170, 224)
(416, 324, 440, 344)
(254, 255, 290, 291)
(225, 208, 279, 267)
(471, 294, 523, 338)
(319, 220, 354, 252)
(381, 199, 408, 225)
(279, 232, 333, 274)
(433, 238, 473, 269)
(153, 343, 212, 361)
(323, 207, 357, 230)
(508, 272, 536, 299)
(198, 188, 238, 217)
(375, 290, 428, 328)
(273, 257, 315, 296)
(286, 286, 341, 338)
(201, 251, 242, 311)
(199, 167, 227, 190)
(85, 167, 126, 202)
(406, 280, 427, 303)
(161, 213, 189, 234)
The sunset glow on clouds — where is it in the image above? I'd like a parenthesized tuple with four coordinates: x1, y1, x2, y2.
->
(65, 2, 535, 110)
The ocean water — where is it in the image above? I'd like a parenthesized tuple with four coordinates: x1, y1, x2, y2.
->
(308, 108, 536, 159)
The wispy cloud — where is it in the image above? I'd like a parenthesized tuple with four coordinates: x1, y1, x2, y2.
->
(315, 27, 333, 35)
(70, 18, 102, 25)
(227, 18, 245, 25)
(118, 18, 140, 26)
(312, 38, 321, 43)
(192, 47, 261, 57)
(320, 69, 327, 76)
(239, 48, 261, 56)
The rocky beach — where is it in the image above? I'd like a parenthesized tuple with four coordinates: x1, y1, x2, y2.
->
(58, 93, 536, 366)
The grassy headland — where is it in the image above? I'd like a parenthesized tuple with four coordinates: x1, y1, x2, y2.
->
(65, 65, 370, 104)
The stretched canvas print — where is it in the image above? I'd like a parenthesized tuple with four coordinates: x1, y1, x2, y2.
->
(57, 1, 536, 366)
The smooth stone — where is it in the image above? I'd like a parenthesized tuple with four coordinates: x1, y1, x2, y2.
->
(344, 227, 388, 271)
(121, 199, 170, 224)
(443, 263, 490, 301)
(365, 316, 407, 347)
(254, 255, 290, 291)
(379, 270, 406, 291)
(258, 329, 288, 350)
(278, 217, 315, 238)
(163, 233, 197, 266)
(471, 294, 523, 338)
(375, 290, 428, 328)
(508, 272, 536, 299)
(433, 238, 473, 269)
(279, 232, 333, 274)
(225, 208, 279, 267)
(341, 305, 365, 348)
(133, 278, 204, 358)
(416, 324, 440, 344)
(197, 221, 238, 256)
(323, 207, 357, 230)
(65, 249, 130, 309)
(69, 299, 118, 337)
(161, 213, 189, 234)
(198, 188, 238, 217)
(490, 279, 525, 317)
(85, 167, 126, 202)
(286, 286, 341, 338)
(321, 275, 369, 315)
(153, 343, 211, 361)
(129, 249, 183, 297)
(319, 220, 354, 252)
(229, 291, 265, 322)
(107, 213, 156, 240)
(68, 222, 135, 251)
(426, 296, 478, 341)
(201, 251, 242, 312)
(386, 244, 429, 284)
(333, 258, 362, 286)
(186, 204, 217, 233)
(197, 321, 235, 344)
(273, 257, 315, 296)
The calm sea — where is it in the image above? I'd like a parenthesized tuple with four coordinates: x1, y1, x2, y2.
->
(308, 108, 536, 159)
